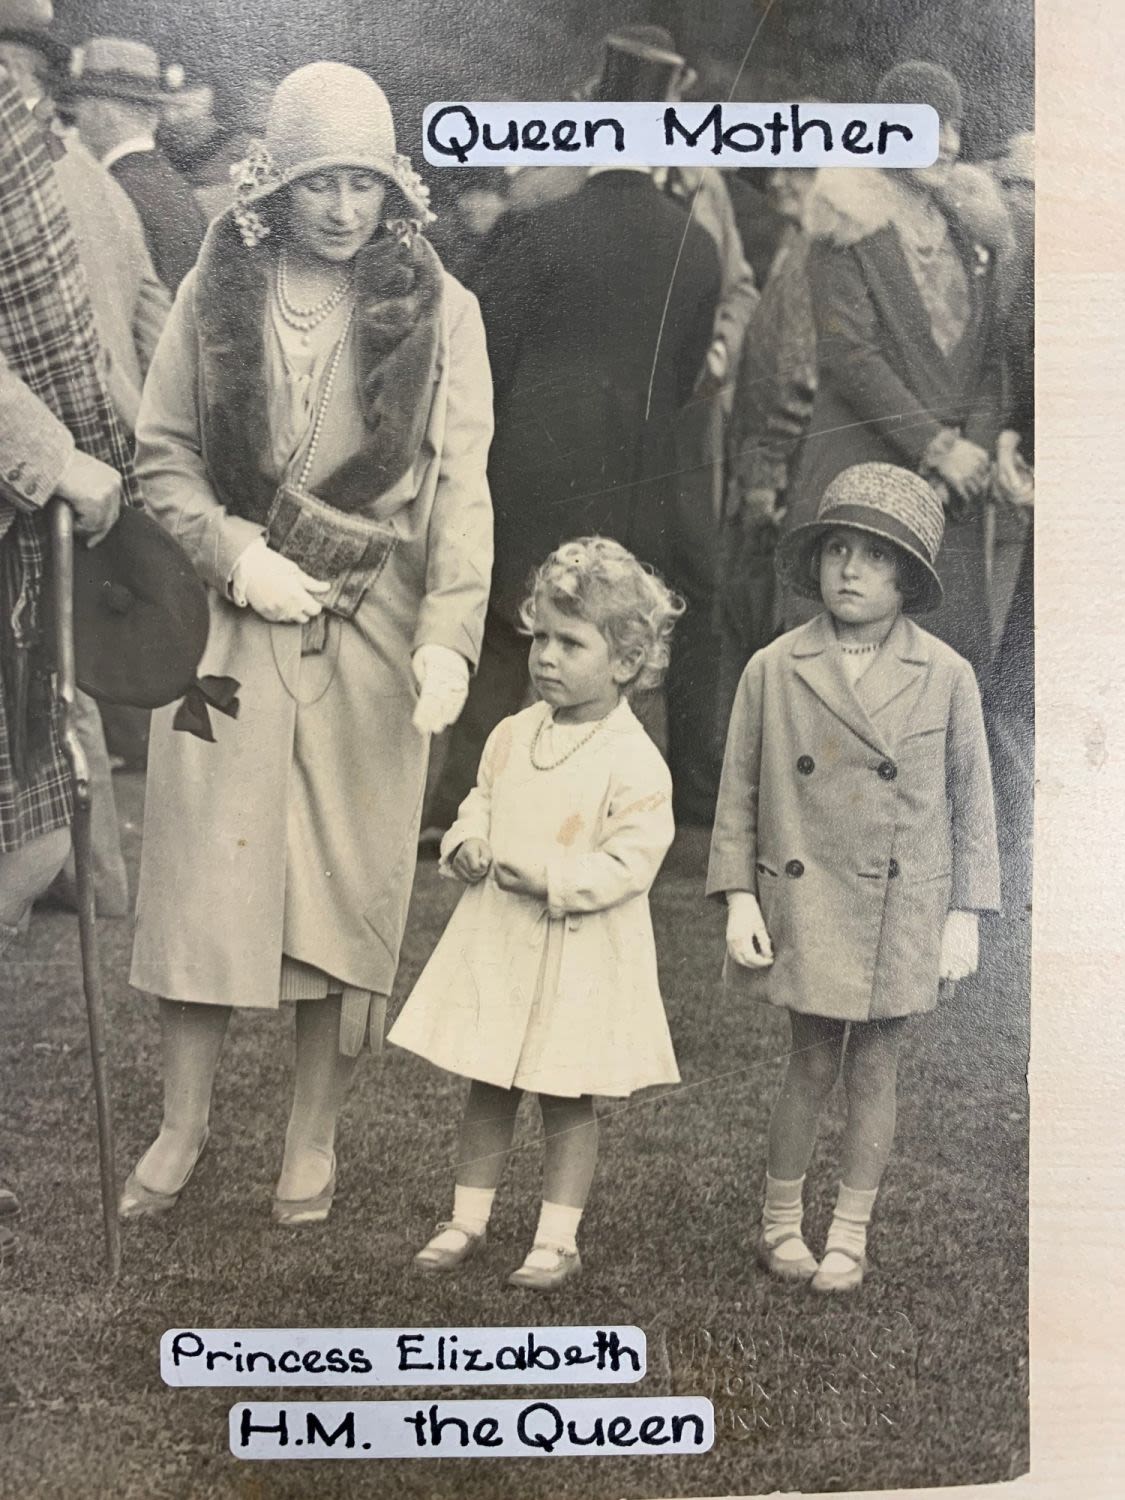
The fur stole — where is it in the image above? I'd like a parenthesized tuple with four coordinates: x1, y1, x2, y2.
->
(806, 163, 1015, 260)
(193, 212, 444, 525)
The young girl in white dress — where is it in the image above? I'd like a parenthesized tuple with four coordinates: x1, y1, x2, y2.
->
(388, 537, 684, 1290)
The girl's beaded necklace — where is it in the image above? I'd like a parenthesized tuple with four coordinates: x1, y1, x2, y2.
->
(276, 248, 353, 346)
(839, 640, 880, 656)
(529, 705, 616, 771)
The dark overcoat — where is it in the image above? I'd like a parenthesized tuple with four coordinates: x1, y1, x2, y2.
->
(784, 167, 1010, 676)
(471, 170, 720, 625)
(707, 613, 1001, 1021)
(110, 146, 206, 292)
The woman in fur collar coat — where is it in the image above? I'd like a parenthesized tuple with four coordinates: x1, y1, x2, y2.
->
(783, 62, 1015, 679)
(122, 64, 493, 1223)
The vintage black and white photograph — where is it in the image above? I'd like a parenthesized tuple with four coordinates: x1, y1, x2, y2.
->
(0, 0, 1036, 1494)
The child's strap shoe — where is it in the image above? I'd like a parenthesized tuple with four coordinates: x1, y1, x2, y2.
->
(811, 1245, 866, 1294)
(508, 1241, 582, 1292)
(414, 1221, 487, 1274)
(757, 1230, 818, 1282)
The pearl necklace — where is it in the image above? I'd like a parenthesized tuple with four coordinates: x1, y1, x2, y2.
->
(294, 305, 356, 490)
(840, 641, 880, 656)
(276, 248, 353, 344)
(529, 707, 615, 771)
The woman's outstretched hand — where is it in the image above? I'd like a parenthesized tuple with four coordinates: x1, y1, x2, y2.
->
(232, 539, 329, 623)
(451, 837, 492, 884)
(412, 645, 469, 735)
(726, 890, 774, 969)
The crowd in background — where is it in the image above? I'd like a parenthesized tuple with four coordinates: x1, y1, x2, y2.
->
(0, 7, 1035, 918)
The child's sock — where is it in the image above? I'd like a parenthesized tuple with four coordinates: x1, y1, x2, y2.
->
(451, 1183, 496, 1236)
(761, 1173, 815, 1265)
(530, 1199, 583, 1254)
(820, 1183, 877, 1272)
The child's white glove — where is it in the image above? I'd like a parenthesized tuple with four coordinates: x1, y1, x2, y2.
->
(726, 890, 774, 969)
(939, 909, 979, 982)
(411, 645, 469, 735)
(231, 537, 330, 623)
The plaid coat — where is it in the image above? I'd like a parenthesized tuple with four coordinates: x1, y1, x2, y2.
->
(0, 71, 139, 851)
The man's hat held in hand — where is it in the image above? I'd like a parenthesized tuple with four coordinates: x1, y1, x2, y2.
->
(45, 506, 210, 708)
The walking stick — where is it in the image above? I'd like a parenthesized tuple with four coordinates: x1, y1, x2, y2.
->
(50, 498, 121, 1279)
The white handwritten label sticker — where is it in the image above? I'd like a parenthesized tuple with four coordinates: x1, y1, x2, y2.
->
(162, 1327, 645, 1386)
(230, 1397, 714, 1459)
(422, 101, 939, 168)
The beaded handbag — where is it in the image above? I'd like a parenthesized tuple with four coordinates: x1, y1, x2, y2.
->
(265, 305, 398, 623)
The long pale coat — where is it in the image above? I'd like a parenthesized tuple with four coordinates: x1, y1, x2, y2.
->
(707, 613, 1000, 1021)
(129, 262, 493, 1010)
(388, 700, 680, 1098)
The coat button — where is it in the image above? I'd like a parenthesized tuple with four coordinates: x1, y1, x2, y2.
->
(877, 760, 898, 781)
(796, 755, 814, 775)
(888, 858, 900, 879)
(785, 859, 804, 878)
(24, 478, 37, 496)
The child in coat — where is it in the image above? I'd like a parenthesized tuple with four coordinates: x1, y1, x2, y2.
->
(707, 462, 1000, 1293)
(389, 537, 684, 1291)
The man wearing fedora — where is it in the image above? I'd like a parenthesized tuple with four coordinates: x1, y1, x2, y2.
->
(0, 5, 170, 436)
(0, 54, 138, 1260)
(66, 37, 205, 291)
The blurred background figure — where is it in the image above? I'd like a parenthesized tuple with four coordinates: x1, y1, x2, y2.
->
(0, 46, 139, 1254)
(779, 60, 1013, 682)
(985, 129, 1035, 911)
(159, 67, 273, 223)
(63, 36, 206, 290)
(0, 0, 169, 882)
(716, 165, 819, 738)
(423, 22, 732, 836)
(426, 165, 509, 285)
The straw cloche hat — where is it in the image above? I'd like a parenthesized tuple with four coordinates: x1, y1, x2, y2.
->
(776, 463, 946, 613)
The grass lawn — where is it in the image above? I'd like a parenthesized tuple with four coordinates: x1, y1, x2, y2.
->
(0, 770, 1029, 1499)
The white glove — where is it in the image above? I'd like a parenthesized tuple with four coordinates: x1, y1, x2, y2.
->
(411, 644, 469, 735)
(939, 909, 979, 983)
(726, 890, 774, 969)
(230, 538, 329, 623)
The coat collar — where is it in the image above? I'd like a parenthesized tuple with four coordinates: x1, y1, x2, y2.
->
(193, 213, 444, 527)
(789, 613, 932, 756)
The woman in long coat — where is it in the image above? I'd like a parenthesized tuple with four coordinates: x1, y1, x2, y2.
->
(784, 62, 1013, 680)
(122, 64, 493, 1221)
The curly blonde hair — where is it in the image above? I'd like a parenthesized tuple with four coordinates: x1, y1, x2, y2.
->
(520, 537, 686, 696)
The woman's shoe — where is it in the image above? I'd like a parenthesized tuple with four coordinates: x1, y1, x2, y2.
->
(757, 1230, 818, 1282)
(273, 1153, 337, 1227)
(413, 1221, 487, 1274)
(508, 1242, 582, 1292)
(119, 1129, 210, 1220)
(811, 1246, 866, 1294)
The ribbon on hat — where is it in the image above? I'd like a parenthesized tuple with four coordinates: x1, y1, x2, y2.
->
(172, 674, 241, 742)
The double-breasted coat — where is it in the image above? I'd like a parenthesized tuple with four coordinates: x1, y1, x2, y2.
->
(389, 700, 680, 1098)
(129, 242, 493, 1013)
(707, 613, 1000, 1021)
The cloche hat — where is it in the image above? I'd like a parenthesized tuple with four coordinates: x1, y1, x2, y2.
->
(231, 62, 432, 240)
(776, 463, 946, 613)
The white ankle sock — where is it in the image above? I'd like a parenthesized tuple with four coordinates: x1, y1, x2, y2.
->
(821, 1183, 877, 1270)
(452, 1184, 496, 1236)
(534, 1199, 583, 1253)
(762, 1173, 813, 1263)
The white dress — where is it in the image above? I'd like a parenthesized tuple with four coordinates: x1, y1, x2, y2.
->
(388, 699, 681, 1098)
